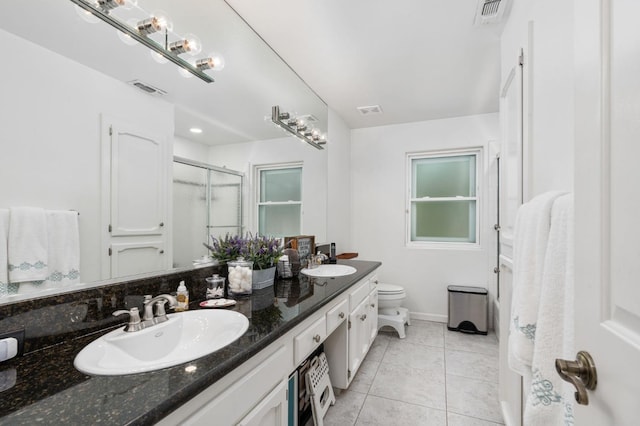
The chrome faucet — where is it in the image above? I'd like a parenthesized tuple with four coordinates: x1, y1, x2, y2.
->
(113, 294, 178, 332)
(112, 307, 144, 332)
(142, 294, 178, 326)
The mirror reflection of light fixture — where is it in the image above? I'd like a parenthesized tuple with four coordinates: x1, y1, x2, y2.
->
(69, 0, 218, 83)
(271, 106, 327, 150)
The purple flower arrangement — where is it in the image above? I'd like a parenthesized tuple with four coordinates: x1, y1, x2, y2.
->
(204, 233, 282, 270)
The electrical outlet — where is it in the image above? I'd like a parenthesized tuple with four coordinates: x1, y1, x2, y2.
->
(0, 329, 25, 359)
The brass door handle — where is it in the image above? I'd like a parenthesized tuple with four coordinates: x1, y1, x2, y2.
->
(555, 351, 597, 405)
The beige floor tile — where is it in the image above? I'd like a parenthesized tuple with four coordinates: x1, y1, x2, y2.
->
(383, 340, 445, 374)
(447, 412, 504, 426)
(402, 321, 445, 348)
(324, 389, 367, 426)
(368, 362, 446, 410)
(349, 356, 381, 394)
(355, 395, 446, 426)
(365, 332, 391, 362)
(444, 330, 498, 356)
(445, 349, 499, 383)
(446, 374, 502, 423)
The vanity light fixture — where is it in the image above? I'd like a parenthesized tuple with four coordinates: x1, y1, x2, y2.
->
(69, 0, 220, 83)
(271, 106, 327, 150)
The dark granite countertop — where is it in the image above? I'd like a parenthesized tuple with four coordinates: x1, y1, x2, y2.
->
(0, 259, 380, 425)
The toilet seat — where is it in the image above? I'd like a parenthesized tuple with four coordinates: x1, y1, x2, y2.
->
(377, 283, 404, 295)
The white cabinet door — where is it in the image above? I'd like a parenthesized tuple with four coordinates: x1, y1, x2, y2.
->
(237, 380, 287, 426)
(101, 115, 169, 279)
(348, 297, 369, 379)
(367, 289, 378, 346)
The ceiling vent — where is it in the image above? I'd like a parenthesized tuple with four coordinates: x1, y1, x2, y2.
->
(298, 114, 319, 123)
(127, 80, 167, 96)
(356, 105, 383, 116)
(474, 0, 509, 25)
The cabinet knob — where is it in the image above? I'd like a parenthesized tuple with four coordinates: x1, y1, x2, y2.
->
(159, 250, 165, 254)
(159, 222, 164, 227)
(361, 314, 367, 321)
(338, 312, 345, 319)
(370, 303, 375, 308)
(313, 334, 321, 343)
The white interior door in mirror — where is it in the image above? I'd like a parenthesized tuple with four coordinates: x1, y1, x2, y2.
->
(102, 115, 169, 279)
(109, 122, 165, 236)
(110, 241, 165, 278)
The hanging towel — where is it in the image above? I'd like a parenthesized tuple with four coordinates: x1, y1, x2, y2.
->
(44, 210, 80, 286)
(8, 207, 48, 283)
(0, 209, 9, 297)
(508, 191, 565, 375)
(524, 194, 575, 426)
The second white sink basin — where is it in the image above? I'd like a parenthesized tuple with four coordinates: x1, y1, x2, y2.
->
(74, 309, 249, 376)
(301, 264, 357, 278)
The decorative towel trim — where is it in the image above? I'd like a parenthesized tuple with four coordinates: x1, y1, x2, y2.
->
(8, 261, 48, 273)
(512, 316, 536, 341)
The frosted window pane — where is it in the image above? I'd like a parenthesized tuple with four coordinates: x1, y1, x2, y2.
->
(413, 155, 476, 197)
(260, 168, 302, 202)
(259, 205, 301, 237)
(411, 200, 476, 243)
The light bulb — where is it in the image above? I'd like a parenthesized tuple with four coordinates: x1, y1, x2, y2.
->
(196, 52, 225, 72)
(138, 10, 172, 35)
(183, 33, 202, 55)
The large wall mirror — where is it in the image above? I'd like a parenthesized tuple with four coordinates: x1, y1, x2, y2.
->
(0, 0, 328, 303)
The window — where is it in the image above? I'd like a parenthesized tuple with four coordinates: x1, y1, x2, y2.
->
(407, 150, 480, 246)
(256, 164, 302, 237)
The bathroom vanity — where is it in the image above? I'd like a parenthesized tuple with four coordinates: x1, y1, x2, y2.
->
(0, 259, 380, 425)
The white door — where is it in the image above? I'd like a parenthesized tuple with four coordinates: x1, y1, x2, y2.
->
(572, 0, 640, 423)
(101, 115, 169, 279)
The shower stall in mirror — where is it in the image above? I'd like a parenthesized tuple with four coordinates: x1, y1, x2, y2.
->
(172, 157, 244, 268)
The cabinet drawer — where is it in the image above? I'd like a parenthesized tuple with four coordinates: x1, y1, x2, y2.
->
(294, 316, 327, 365)
(326, 299, 348, 335)
(349, 280, 370, 311)
(369, 275, 379, 291)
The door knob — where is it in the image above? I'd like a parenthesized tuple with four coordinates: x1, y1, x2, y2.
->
(555, 350, 597, 405)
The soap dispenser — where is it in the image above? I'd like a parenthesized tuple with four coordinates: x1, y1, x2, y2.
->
(176, 281, 189, 311)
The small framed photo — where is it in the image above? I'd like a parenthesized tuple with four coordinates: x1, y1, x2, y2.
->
(284, 235, 315, 259)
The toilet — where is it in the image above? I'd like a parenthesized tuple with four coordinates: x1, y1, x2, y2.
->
(377, 283, 410, 338)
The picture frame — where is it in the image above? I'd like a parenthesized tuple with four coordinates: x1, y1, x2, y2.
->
(284, 235, 315, 260)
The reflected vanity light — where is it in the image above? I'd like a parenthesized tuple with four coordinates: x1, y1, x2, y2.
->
(69, 0, 218, 83)
(271, 106, 327, 150)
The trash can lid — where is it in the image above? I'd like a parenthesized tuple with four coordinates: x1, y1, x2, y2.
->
(447, 285, 487, 295)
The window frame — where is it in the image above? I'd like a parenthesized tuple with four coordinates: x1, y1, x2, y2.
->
(406, 148, 482, 249)
(255, 162, 303, 237)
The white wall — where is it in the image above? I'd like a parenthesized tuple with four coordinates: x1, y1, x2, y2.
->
(326, 108, 353, 254)
(209, 137, 328, 243)
(351, 113, 499, 321)
(0, 29, 174, 284)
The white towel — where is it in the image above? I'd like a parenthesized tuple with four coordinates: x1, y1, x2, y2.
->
(0, 209, 9, 297)
(8, 207, 48, 283)
(524, 194, 575, 426)
(508, 191, 565, 375)
(44, 210, 80, 286)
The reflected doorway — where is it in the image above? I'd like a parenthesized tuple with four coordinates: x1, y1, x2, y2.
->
(172, 157, 244, 268)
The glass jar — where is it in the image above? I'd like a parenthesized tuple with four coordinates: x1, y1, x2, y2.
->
(205, 274, 225, 299)
(227, 257, 253, 297)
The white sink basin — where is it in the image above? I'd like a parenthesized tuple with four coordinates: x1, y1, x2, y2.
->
(301, 264, 357, 278)
(74, 309, 249, 376)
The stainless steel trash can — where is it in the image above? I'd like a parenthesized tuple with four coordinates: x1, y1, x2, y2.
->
(447, 285, 488, 335)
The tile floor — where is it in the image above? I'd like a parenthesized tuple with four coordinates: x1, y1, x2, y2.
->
(323, 320, 503, 426)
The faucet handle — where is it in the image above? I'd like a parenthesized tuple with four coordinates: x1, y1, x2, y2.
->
(112, 307, 143, 332)
(142, 295, 155, 322)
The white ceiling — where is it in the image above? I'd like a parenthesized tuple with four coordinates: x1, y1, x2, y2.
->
(226, 0, 506, 129)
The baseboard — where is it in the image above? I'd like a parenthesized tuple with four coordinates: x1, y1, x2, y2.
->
(409, 312, 448, 323)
